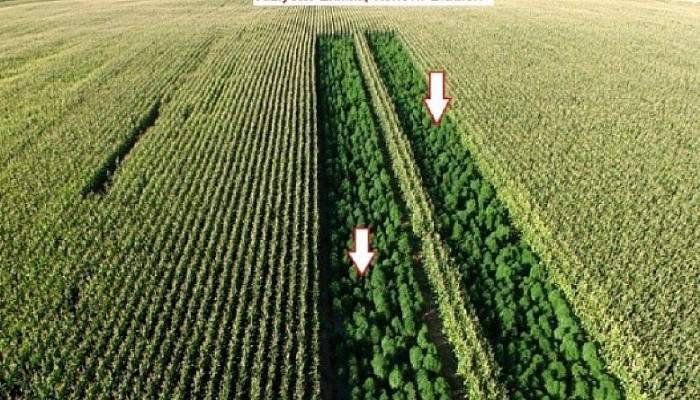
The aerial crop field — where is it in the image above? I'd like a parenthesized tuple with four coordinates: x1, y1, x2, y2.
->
(0, 0, 698, 399)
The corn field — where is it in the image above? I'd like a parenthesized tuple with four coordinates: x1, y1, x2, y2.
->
(0, 0, 697, 399)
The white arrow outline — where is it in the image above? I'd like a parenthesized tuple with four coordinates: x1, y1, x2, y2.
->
(348, 227, 375, 277)
(423, 70, 452, 126)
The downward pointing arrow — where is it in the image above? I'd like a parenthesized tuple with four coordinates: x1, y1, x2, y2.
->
(423, 71, 452, 126)
(348, 227, 375, 277)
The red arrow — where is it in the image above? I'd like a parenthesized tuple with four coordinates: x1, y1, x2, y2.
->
(423, 71, 452, 126)
(348, 227, 375, 277)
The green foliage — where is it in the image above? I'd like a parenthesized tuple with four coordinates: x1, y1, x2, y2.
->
(409, 346, 423, 371)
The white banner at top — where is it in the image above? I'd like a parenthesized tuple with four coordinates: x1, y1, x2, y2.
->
(254, 0, 493, 6)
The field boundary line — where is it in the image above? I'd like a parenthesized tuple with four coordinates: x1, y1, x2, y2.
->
(354, 32, 506, 400)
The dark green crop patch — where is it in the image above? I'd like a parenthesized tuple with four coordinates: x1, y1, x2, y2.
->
(316, 35, 452, 400)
